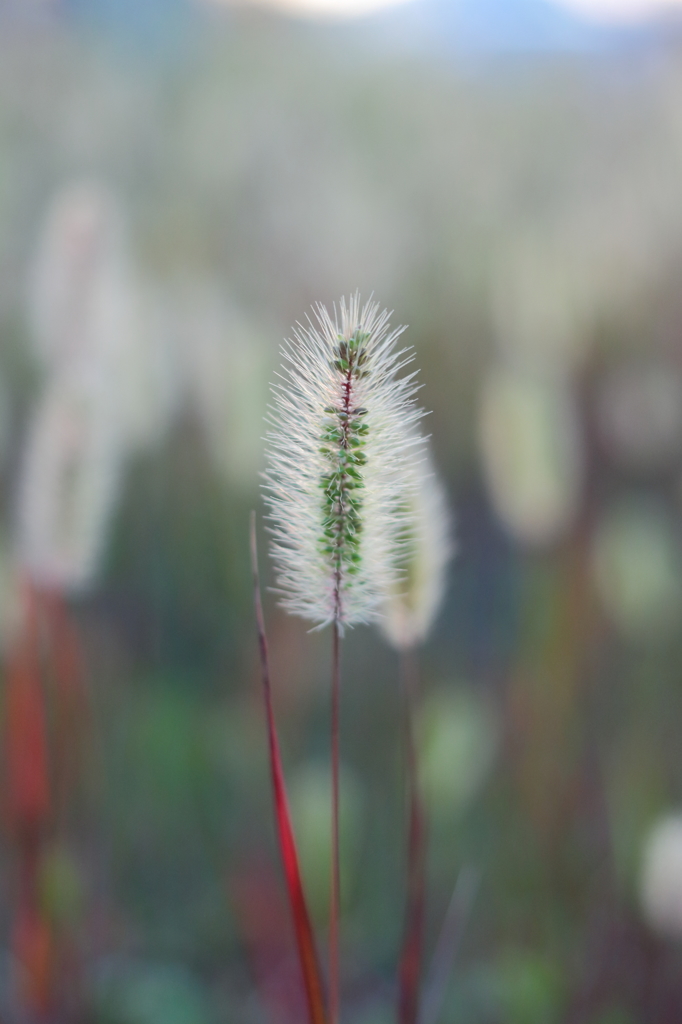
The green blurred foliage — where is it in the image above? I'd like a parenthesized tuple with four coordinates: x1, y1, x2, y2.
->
(289, 760, 365, 920)
(94, 964, 212, 1024)
(492, 949, 565, 1024)
(419, 685, 497, 820)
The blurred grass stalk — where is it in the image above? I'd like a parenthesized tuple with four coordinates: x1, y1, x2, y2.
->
(1, 178, 165, 1017)
(4, 582, 91, 1016)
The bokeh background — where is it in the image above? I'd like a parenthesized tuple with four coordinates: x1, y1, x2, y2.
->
(3, 0, 682, 1020)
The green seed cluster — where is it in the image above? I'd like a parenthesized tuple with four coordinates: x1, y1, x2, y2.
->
(319, 330, 370, 581)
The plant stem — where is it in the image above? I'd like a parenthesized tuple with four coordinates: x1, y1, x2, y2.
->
(398, 646, 426, 1024)
(329, 618, 341, 1024)
(249, 513, 328, 1024)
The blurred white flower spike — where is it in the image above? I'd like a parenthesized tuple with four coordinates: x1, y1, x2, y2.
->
(15, 360, 124, 594)
(640, 814, 682, 937)
(179, 282, 270, 489)
(28, 181, 126, 371)
(28, 180, 176, 453)
(263, 294, 426, 630)
(379, 447, 453, 650)
(18, 180, 175, 594)
(478, 362, 583, 547)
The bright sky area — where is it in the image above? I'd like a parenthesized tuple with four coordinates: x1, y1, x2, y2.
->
(215, 0, 682, 21)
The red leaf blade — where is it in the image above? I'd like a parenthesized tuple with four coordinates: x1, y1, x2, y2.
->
(250, 513, 328, 1024)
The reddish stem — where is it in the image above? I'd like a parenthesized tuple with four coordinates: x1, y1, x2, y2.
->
(329, 619, 341, 1024)
(5, 582, 53, 1014)
(249, 514, 328, 1024)
(398, 647, 426, 1024)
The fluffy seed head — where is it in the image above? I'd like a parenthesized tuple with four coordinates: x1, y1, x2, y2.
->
(14, 368, 124, 594)
(378, 447, 453, 650)
(263, 294, 425, 629)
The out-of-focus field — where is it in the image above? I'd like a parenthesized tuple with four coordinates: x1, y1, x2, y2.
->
(2, 4, 682, 1022)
